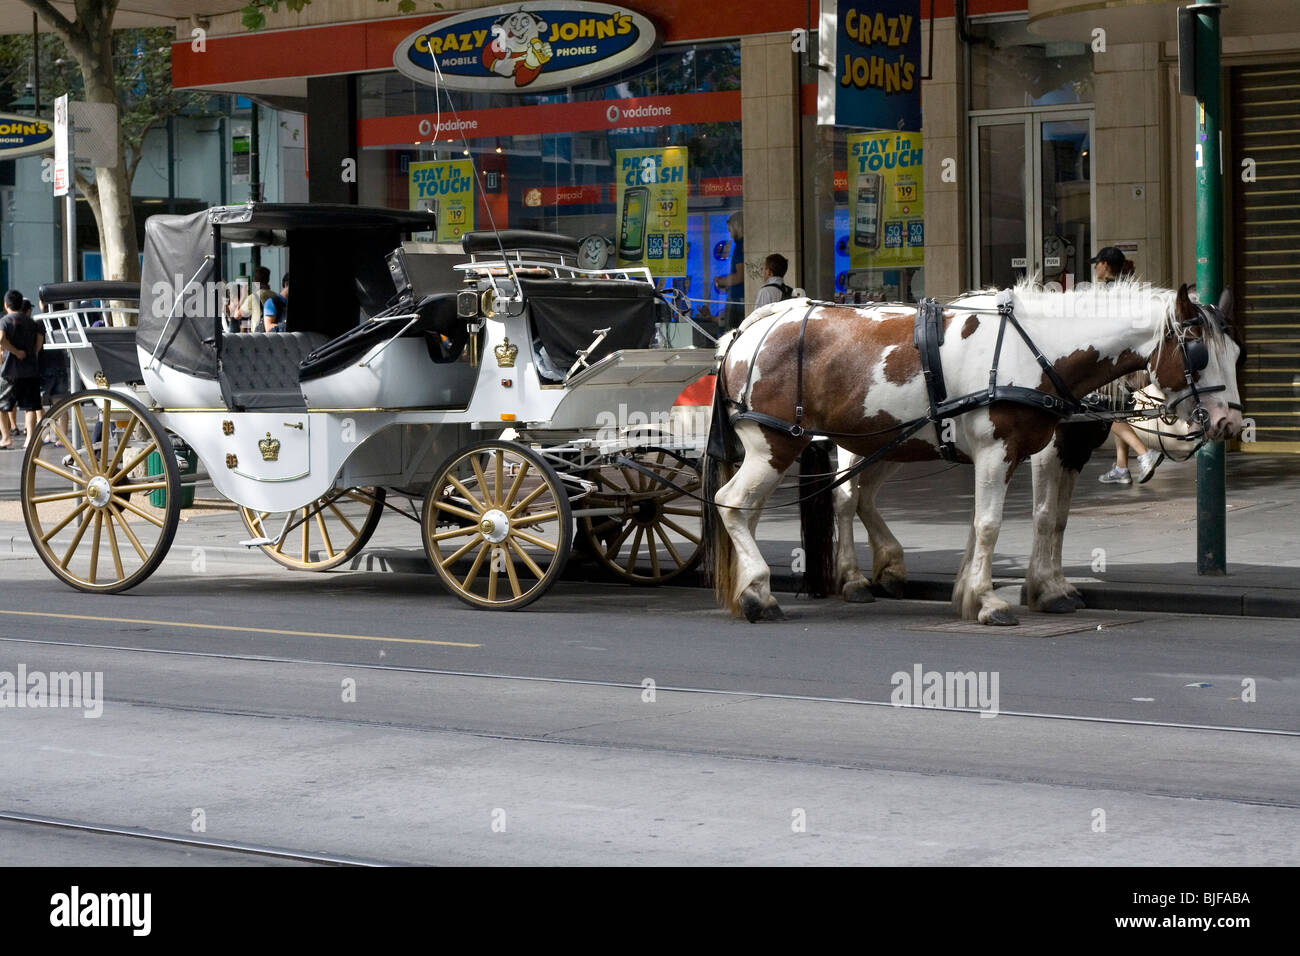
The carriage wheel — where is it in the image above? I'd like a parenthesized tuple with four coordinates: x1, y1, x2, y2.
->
(423, 440, 572, 610)
(580, 449, 704, 585)
(21, 389, 180, 594)
(239, 487, 385, 572)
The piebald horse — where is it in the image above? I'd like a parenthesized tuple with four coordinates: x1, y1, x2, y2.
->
(706, 279, 1243, 624)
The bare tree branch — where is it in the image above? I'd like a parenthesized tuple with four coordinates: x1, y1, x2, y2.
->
(18, 0, 83, 57)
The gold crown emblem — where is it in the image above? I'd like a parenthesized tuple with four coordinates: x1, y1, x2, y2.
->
(494, 336, 519, 368)
(258, 432, 281, 462)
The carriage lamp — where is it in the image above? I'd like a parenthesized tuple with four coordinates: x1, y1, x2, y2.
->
(457, 289, 479, 318)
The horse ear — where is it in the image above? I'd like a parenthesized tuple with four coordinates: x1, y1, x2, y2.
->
(1175, 283, 1194, 322)
(1218, 287, 1235, 327)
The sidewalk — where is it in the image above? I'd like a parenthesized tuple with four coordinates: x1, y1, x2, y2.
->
(0, 443, 1296, 618)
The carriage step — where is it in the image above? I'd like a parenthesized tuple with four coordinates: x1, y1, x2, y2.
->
(239, 537, 276, 548)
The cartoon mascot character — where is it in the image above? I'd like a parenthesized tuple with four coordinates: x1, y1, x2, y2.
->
(481, 9, 554, 87)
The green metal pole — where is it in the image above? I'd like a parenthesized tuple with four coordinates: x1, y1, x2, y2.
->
(1194, 3, 1226, 574)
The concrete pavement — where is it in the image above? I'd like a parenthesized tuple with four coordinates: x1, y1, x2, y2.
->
(0, 441, 1296, 618)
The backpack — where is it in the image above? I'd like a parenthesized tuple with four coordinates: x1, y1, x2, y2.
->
(776, 282, 794, 301)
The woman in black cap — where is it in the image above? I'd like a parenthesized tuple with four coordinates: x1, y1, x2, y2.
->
(1090, 246, 1161, 484)
(1091, 245, 1130, 282)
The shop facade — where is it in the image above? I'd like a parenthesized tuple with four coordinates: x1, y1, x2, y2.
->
(172, 0, 1300, 449)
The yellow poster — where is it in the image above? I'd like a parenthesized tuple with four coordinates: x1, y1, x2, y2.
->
(614, 146, 687, 277)
(409, 159, 475, 242)
(847, 131, 923, 271)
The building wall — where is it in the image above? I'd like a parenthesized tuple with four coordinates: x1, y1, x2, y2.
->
(740, 32, 800, 312)
(1092, 40, 1167, 283)
(922, 16, 965, 297)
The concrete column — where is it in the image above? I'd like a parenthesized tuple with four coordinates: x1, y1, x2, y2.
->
(921, 17, 965, 297)
(1093, 41, 1167, 282)
(741, 33, 802, 312)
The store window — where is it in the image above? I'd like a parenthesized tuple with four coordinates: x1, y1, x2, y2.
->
(799, 54, 924, 304)
(358, 41, 742, 324)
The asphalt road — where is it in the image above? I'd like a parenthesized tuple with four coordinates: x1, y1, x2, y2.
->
(1, 550, 1297, 865)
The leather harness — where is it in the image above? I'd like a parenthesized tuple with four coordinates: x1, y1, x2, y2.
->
(729, 295, 1085, 460)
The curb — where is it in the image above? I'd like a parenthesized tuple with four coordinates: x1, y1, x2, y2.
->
(4, 532, 1297, 619)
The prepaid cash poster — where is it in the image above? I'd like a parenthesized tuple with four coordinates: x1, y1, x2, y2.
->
(614, 146, 687, 277)
(409, 159, 475, 242)
(847, 130, 923, 271)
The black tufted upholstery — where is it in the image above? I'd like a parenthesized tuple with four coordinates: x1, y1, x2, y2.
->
(221, 332, 328, 409)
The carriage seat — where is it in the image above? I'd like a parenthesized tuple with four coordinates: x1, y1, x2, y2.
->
(519, 277, 657, 377)
(462, 230, 579, 258)
(221, 331, 329, 409)
(297, 293, 467, 383)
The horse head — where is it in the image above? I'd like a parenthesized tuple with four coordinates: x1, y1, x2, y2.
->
(1147, 284, 1244, 442)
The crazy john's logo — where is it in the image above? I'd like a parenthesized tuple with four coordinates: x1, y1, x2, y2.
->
(0, 112, 54, 159)
(394, 2, 659, 93)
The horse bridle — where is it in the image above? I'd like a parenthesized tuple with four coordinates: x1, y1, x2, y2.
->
(1144, 300, 1243, 457)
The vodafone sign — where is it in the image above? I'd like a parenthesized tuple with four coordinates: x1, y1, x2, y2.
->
(394, 2, 659, 93)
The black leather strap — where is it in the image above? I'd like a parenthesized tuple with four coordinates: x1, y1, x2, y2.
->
(913, 298, 959, 460)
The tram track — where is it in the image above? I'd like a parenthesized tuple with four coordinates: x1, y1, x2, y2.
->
(0, 812, 401, 866)
(3, 633, 1296, 739)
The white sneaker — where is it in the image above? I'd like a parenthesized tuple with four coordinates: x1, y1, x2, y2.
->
(1133, 450, 1162, 484)
(1099, 466, 1132, 485)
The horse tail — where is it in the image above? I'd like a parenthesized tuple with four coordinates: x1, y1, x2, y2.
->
(702, 368, 741, 614)
(798, 440, 836, 598)
(702, 451, 737, 613)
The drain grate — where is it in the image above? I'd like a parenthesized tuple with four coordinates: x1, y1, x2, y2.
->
(904, 615, 1142, 638)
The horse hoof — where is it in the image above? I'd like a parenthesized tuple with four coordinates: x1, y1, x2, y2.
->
(842, 580, 876, 604)
(758, 602, 787, 622)
(874, 575, 906, 600)
(739, 593, 766, 623)
(982, 608, 1020, 626)
(1037, 595, 1077, 615)
(1068, 593, 1087, 610)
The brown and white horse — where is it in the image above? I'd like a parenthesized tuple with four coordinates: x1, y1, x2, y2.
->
(706, 279, 1243, 624)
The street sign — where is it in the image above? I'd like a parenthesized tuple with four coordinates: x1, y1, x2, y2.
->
(53, 94, 70, 197)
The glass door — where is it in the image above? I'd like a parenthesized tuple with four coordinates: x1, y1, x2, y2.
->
(971, 110, 1094, 289)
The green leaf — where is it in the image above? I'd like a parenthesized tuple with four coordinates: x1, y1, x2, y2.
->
(398, 0, 416, 12)
(241, 6, 267, 31)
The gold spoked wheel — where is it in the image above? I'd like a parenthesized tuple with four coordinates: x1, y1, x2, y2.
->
(423, 440, 572, 610)
(580, 449, 704, 584)
(22, 389, 180, 593)
(239, 487, 386, 571)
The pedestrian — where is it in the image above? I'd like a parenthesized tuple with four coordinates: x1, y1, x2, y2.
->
(752, 254, 795, 309)
(262, 272, 289, 332)
(1091, 247, 1161, 485)
(250, 266, 277, 331)
(223, 280, 247, 334)
(712, 211, 745, 329)
(0, 289, 45, 450)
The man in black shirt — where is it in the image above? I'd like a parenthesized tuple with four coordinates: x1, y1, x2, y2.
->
(0, 289, 45, 449)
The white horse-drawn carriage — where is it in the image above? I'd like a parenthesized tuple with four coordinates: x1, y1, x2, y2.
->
(25, 204, 714, 608)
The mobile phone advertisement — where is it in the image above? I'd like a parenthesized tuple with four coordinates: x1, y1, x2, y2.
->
(408, 158, 476, 242)
(847, 130, 923, 270)
(615, 146, 688, 276)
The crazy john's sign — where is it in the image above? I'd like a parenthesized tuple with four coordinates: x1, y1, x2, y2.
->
(395, 2, 659, 92)
(0, 113, 54, 159)
(818, 0, 921, 131)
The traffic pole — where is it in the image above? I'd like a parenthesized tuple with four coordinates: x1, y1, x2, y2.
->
(1191, 3, 1227, 575)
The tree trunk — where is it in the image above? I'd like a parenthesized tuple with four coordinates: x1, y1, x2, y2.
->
(80, 9, 136, 283)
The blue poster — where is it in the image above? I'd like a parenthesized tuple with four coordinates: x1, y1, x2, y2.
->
(830, 2, 921, 131)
